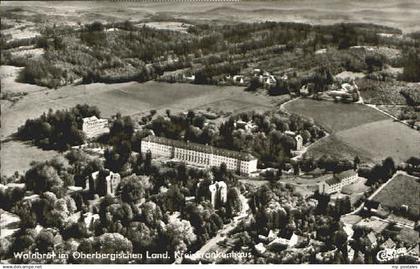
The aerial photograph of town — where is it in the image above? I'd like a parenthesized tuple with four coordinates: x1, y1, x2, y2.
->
(0, 0, 419, 266)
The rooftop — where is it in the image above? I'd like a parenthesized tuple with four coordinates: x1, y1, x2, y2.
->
(83, 116, 99, 123)
(336, 169, 357, 180)
(325, 169, 357, 186)
(144, 135, 256, 161)
(325, 176, 341, 186)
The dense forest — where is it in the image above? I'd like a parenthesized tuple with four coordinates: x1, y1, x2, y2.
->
(2, 19, 419, 89)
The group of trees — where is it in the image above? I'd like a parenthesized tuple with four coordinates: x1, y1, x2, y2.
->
(17, 104, 100, 151)
(10, 20, 195, 88)
(298, 154, 356, 174)
(145, 110, 325, 169)
(400, 48, 420, 82)
(314, 192, 352, 219)
(3, 16, 410, 89)
(358, 157, 396, 186)
(4, 144, 242, 262)
(0, 182, 25, 211)
(24, 158, 73, 197)
(400, 156, 420, 177)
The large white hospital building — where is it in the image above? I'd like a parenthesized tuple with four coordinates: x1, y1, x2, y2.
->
(141, 136, 258, 176)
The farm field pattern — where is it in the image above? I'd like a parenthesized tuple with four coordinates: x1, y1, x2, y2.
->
(284, 98, 420, 163)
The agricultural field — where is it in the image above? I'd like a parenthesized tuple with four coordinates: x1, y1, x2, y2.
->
(0, 65, 45, 94)
(309, 120, 420, 164)
(334, 119, 420, 163)
(0, 140, 59, 177)
(284, 98, 420, 164)
(308, 134, 372, 162)
(139, 22, 192, 33)
(283, 99, 387, 132)
(1, 80, 273, 140)
(371, 173, 420, 216)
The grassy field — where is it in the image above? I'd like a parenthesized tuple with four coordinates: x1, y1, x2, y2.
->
(285, 98, 420, 164)
(372, 173, 419, 216)
(1, 140, 59, 176)
(1, 81, 273, 139)
(309, 119, 420, 163)
(334, 119, 420, 163)
(308, 134, 373, 162)
(0, 65, 46, 94)
(284, 99, 387, 132)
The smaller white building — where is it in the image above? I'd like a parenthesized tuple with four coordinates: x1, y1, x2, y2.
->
(232, 75, 245, 85)
(183, 74, 195, 82)
(105, 172, 121, 196)
(82, 116, 109, 139)
(88, 170, 121, 196)
(267, 233, 299, 249)
(209, 181, 228, 208)
(235, 120, 258, 133)
(295, 134, 303, 151)
(318, 170, 358, 194)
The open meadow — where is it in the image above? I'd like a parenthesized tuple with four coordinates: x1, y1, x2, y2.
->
(334, 119, 420, 162)
(284, 98, 420, 163)
(371, 173, 420, 216)
(1, 80, 273, 139)
(309, 119, 420, 163)
(283, 99, 388, 132)
(0, 140, 59, 177)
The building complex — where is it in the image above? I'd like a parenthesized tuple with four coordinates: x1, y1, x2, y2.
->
(141, 135, 258, 175)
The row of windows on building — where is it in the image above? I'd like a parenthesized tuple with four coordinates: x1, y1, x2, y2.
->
(141, 140, 258, 175)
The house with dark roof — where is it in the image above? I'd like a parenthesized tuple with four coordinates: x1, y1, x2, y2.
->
(141, 135, 258, 175)
(318, 169, 358, 194)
